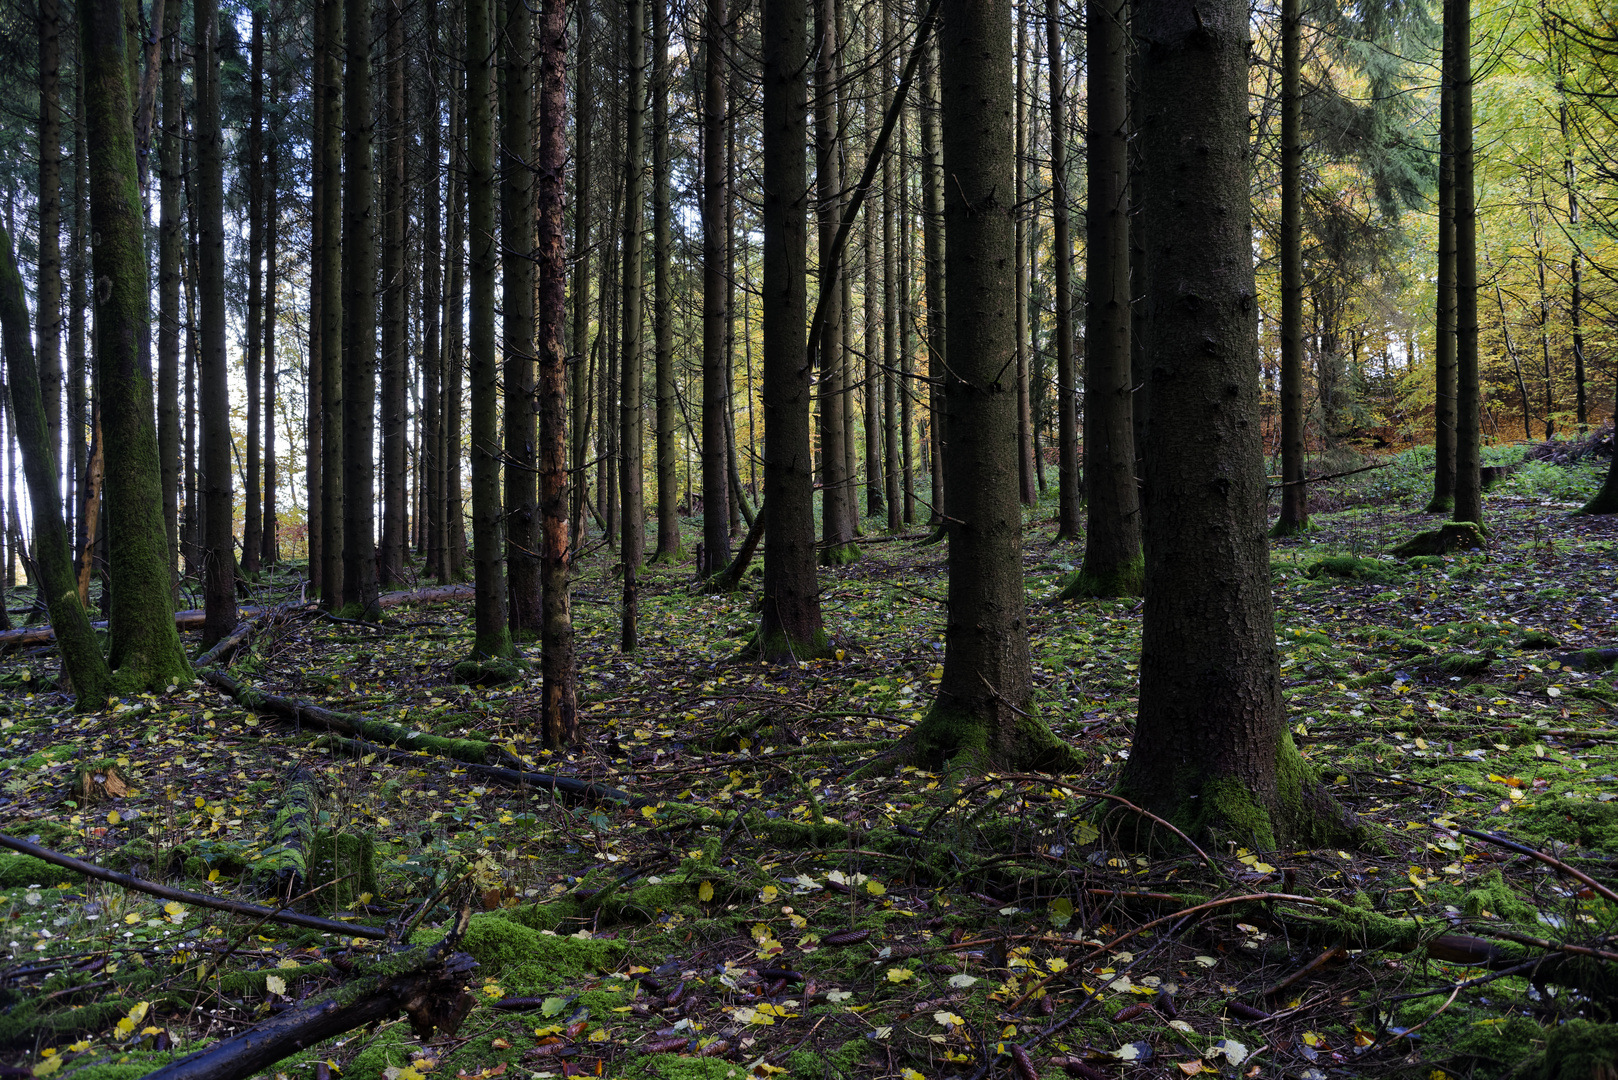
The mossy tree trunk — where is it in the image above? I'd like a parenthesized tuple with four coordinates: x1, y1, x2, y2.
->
(444, 63, 468, 582)
(0, 229, 111, 709)
(1048, 0, 1081, 542)
(38, 0, 64, 507)
(898, 0, 1076, 772)
(466, 0, 514, 661)
(502, 0, 540, 634)
(342, 0, 380, 621)
(196, 0, 237, 649)
(80, 0, 193, 692)
(760, 0, 829, 660)
(1071, 0, 1142, 597)
(620, 0, 647, 651)
(1273, 0, 1309, 534)
(537, 0, 578, 745)
(1452, 0, 1483, 530)
(422, 10, 442, 581)
(1124, 0, 1353, 850)
(158, 0, 181, 585)
(701, 0, 732, 576)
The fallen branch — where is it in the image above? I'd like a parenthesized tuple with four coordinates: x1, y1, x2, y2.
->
(0, 833, 388, 940)
(193, 618, 256, 669)
(1447, 825, 1618, 906)
(1265, 461, 1392, 492)
(142, 911, 477, 1080)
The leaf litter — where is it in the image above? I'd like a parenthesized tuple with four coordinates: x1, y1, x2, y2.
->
(0, 451, 1613, 1079)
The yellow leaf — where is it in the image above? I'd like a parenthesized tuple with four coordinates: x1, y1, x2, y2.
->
(699, 881, 715, 902)
(641, 806, 658, 818)
(886, 968, 914, 983)
(265, 975, 287, 997)
(865, 880, 886, 896)
(32, 1058, 62, 1078)
(107, 811, 121, 825)
(208, 869, 219, 883)
(587, 1028, 609, 1043)
(759, 885, 779, 903)
(900, 1070, 927, 1080)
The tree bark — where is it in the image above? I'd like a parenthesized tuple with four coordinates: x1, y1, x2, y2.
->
(38, 0, 64, 507)
(0, 228, 111, 709)
(380, 0, 408, 587)
(620, 0, 647, 651)
(80, 0, 193, 690)
(1427, 2, 1457, 515)
(1049, 0, 1081, 542)
(444, 61, 468, 581)
(342, 0, 380, 620)
(569, 0, 593, 548)
(196, 0, 236, 649)
(261, 37, 279, 568)
(243, 6, 264, 579)
(306, 0, 326, 594)
(881, 0, 900, 534)
(920, 31, 945, 526)
(1124, 0, 1355, 848)
(1453, 0, 1482, 529)
(502, 0, 540, 633)
(536, 0, 578, 746)
(158, 0, 181, 584)
(1015, 1, 1035, 508)
(1273, 0, 1309, 533)
(651, 0, 682, 564)
(816, 0, 855, 563)
(760, 0, 829, 659)
(320, 0, 344, 604)
(861, 16, 883, 522)
(701, 0, 732, 576)
(422, 9, 443, 582)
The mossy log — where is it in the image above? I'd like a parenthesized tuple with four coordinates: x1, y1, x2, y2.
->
(251, 768, 319, 900)
(202, 669, 525, 770)
(1391, 521, 1486, 557)
(141, 930, 477, 1080)
(0, 832, 387, 939)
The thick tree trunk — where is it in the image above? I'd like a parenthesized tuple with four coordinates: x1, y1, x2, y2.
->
(760, 0, 828, 659)
(900, 0, 1072, 771)
(881, 2, 900, 535)
(466, 0, 514, 662)
(920, 33, 945, 526)
(651, 0, 682, 564)
(701, 0, 732, 576)
(536, 0, 578, 745)
(1274, 0, 1309, 534)
(0, 229, 111, 708)
(380, 0, 408, 587)
(569, 0, 593, 548)
(38, 0, 64, 504)
(262, 44, 279, 568)
(620, 0, 647, 651)
(196, 0, 236, 649)
(1015, 4, 1035, 508)
(158, 0, 181, 583)
(422, 11, 443, 582)
(444, 65, 468, 582)
(1124, 0, 1354, 849)
(1049, 0, 1081, 542)
(816, 0, 855, 564)
(1453, 0, 1482, 529)
(80, 0, 193, 690)
(320, 0, 344, 604)
(1427, 5, 1457, 515)
(502, 0, 540, 634)
(243, 7, 263, 579)
(342, 0, 380, 620)
(862, 15, 883, 522)
(306, 0, 326, 594)
(67, 66, 87, 579)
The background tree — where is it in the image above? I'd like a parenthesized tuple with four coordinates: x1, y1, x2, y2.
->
(700, 0, 731, 577)
(342, 0, 380, 621)
(1048, 0, 1080, 542)
(621, 0, 647, 651)
(503, 0, 540, 634)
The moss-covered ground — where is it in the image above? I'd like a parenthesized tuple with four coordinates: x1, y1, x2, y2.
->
(0, 445, 1613, 1080)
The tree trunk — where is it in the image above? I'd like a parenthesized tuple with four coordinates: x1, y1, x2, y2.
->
(502, 0, 540, 634)
(196, 0, 236, 648)
(701, 0, 731, 576)
(1427, 3, 1457, 515)
(0, 228, 111, 708)
(307, 0, 326, 593)
(80, 0, 193, 690)
(38, 0, 64, 508)
(1565, 102, 1586, 433)
(920, 31, 945, 526)
(466, 0, 515, 662)
(444, 61, 468, 581)
(899, 107, 914, 526)
(1273, 0, 1308, 534)
(262, 38, 279, 568)
(1049, 0, 1081, 542)
(569, 0, 593, 548)
(67, 65, 88, 581)
(863, 14, 884, 522)
(158, 0, 181, 583)
(900, 0, 1072, 771)
(816, 0, 855, 564)
(620, 0, 646, 651)
(1453, 0, 1482, 529)
(243, 6, 264, 579)
(1124, 0, 1354, 849)
(380, 0, 408, 587)
(320, 0, 344, 604)
(651, 0, 682, 564)
(342, 0, 380, 620)
(760, 0, 828, 659)
(422, 9, 443, 582)
(881, 0, 900, 535)
(536, 0, 578, 745)
(1015, 2, 1035, 507)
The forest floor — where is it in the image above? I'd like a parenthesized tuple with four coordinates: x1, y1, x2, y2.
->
(0, 445, 1614, 1080)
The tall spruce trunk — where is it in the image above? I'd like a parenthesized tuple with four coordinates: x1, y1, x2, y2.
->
(651, 0, 682, 563)
(38, 0, 64, 502)
(1048, 0, 1080, 541)
(920, 33, 945, 526)
(196, 0, 237, 647)
(307, 0, 326, 593)
(569, 0, 593, 545)
(158, 0, 181, 581)
(320, 0, 344, 603)
(881, 0, 900, 534)
(444, 63, 468, 580)
(465, 0, 515, 662)
(0, 229, 111, 708)
(341, 0, 380, 620)
(700, 0, 732, 576)
(422, 14, 443, 581)
(760, 0, 828, 658)
(1123, 0, 1354, 848)
(1563, 101, 1586, 431)
(502, 0, 541, 632)
(243, 7, 264, 578)
(380, 0, 408, 586)
(1427, 3, 1457, 515)
(1274, 0, 1309, 532)
(67, 65, 87, 576)
(262, 41, 279, 567)
(862, 14, 883, 521)
(620, 0, 647, 651)
(899, 0, 1072, 771)
(1452, 0, 1482, 528)
(899, 109, 914, 526)
(537, 0, 578, 743)
(1015, 3, 1035, 507)
(815, 0, 855, 563)
(1069, 0, 1142, 596)
(80, 0, 193, 689)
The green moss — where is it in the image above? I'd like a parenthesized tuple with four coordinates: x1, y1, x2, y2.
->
(216, 962, 330, 996)
(1058, 553, 1145, 599)
(788, 1040, 868, 1079)
(459, 913, 626, 993)
(1537, 1020, 1618, 1080)
(0, 854, 80, 888)
(818, 543, 861, 567)
(749, 628, 835, 663)
(307, 832, 377, 911)
(1438, 653, 1493, 677)
(1520, 629, 1563, 650)
(1405, 555, 1447, 571)
(621, 1056, 745, 1080)
(1304, 556, 1398, 582)
(1517, 800, 1618, 850)
(452, 656, 526, 687)
(1154, 733, 1357, 851)
(1391, 521, 1486, 557)
(875, 703, 1081, 775)
(345, 1020, 419, 1079)
(1461, 870, 1541, 926)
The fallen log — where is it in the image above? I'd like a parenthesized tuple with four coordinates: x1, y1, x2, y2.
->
(252, 767, 320, 901)
(140, 913, 476, 1080)
(0, 833, 388, 940)
(0, 584, 473, 648)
